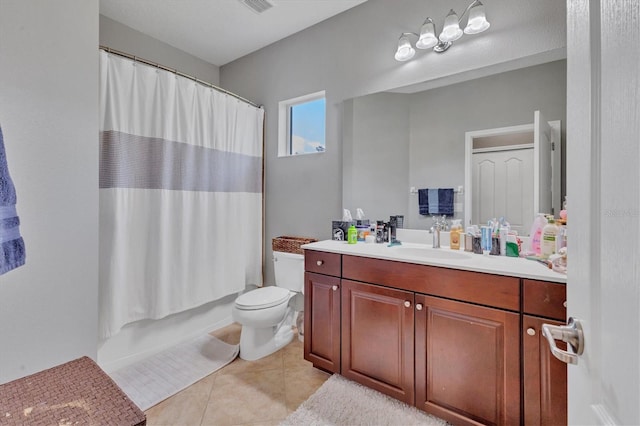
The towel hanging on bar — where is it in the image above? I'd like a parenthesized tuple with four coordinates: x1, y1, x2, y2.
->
(418, 188, 454, 216)
(0, 125, 26, 275)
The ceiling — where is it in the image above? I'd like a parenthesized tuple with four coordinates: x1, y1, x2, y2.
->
(99, 0, 367, 67)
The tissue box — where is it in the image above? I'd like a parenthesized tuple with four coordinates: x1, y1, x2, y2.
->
(332, 221, 354, 241)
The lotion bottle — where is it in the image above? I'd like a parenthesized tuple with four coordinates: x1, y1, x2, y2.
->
(529, 213, 547, 255)
(450, 219, 462, 250)
(541, 216, 558, 258)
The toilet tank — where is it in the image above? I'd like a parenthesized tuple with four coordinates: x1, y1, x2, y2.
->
(273, 251, 304, 292)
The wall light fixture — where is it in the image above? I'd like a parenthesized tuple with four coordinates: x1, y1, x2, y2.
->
(394, 0, 490, 62)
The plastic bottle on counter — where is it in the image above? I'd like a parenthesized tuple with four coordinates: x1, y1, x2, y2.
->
(529, 213, 547, 255)
(499, 226, 509, 256)
(375, 220, 385, 243)
(450, 219, 462, 250)
(347, 225, 358, 244)
(541, 216, 558, 258)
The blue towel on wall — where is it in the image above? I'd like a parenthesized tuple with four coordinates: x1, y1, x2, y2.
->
(418, 189, 429, 215)
(0, 125, 26, 275)
(428, 189, 439, 215)
(418, 188, 455, 216)
(438, 188, 454, 215)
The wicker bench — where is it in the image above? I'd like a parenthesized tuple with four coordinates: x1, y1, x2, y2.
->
(0, 356, 146, 425)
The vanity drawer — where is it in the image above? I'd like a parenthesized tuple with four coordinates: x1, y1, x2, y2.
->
(523, 279, 566, 320)
(304, 250, 341, 277)
(342, 255, 520, 311)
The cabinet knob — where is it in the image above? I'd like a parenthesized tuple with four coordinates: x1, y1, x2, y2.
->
(404, 301, 411, 308)
(316, 260, 324, 266)
(527, 328, 536, 336)
(332, 285, 338, 291)
(563, 301, 567, 308)
(416, 303, 423, 311)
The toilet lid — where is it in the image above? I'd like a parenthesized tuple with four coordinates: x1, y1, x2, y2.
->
(235, 286, 291, 310)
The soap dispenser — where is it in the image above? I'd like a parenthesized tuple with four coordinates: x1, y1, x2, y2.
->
(450, 219, 462, 250)
(541, 216, 558, 258)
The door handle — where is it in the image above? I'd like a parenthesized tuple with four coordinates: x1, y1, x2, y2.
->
(542, 317, 584, 365)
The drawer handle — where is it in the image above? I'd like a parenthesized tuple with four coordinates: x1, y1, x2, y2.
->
(332, 285, 338, 291)
(316, 260, 324, 266)
(563, 300, 567, 308)
(404, 301, 411, 308)
(527, 327, 536, 336)
(416, 303, 423, 311)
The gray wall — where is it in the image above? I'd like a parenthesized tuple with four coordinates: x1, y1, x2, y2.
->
(0, 0, 99, 383)
(99, 15, 220, 85)
(220, 0, 566, 285)
(343, 93, 410, 222)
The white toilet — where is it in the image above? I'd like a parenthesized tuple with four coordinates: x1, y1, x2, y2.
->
(232, 250, 304, 361)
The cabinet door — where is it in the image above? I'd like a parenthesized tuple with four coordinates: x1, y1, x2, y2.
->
(523, 315, 567, 425)
(341, 279, 415, 405)
(415, 294, 520, 426)
(304, 272, 341, 373)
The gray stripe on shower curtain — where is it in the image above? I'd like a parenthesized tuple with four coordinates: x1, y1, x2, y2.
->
(99, 130, 262, 193)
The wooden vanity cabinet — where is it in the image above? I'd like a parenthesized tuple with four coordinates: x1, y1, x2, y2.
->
(303, 249, 567, 425)
(522, 279, 568, 425)
(342, 254, 521, 425)
(415, 294, 521, 426)
(341, 280, 415, 405)
(303, 251, 341, 373)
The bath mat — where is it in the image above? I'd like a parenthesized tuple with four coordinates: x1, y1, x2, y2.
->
(109, 334, 238, 411)
(281, 374, 449, 426)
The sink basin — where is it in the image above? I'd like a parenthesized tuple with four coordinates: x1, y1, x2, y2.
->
(393, 247, 471, 260)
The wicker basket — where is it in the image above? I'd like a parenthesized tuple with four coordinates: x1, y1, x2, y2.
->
(272, 236, 318, 255)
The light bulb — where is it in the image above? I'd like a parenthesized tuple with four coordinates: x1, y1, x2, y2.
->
(464, 1, 490, 34)
(394, 35, 415, 61)
(439, 9, 463, 43)
(416, 20, 438, 50)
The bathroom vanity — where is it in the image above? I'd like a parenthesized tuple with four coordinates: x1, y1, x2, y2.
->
(302, 240, 567, 426)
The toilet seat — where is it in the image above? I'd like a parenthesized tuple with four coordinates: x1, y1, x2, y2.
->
(235, 286, 291, 310)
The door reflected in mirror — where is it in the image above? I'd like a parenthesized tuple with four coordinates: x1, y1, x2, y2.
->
(465, 115, 562, 236)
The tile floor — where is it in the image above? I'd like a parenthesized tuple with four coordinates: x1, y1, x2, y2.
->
(144, 323, 330, 426)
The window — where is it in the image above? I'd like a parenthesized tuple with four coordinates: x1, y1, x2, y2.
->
(278, 91, 326, 156)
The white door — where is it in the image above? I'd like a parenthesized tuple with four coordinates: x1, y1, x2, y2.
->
(472, 147, 534, 235)
(560, 1, 640, 424)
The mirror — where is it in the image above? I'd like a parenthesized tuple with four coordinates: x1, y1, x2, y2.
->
(342, 59, 566, 234)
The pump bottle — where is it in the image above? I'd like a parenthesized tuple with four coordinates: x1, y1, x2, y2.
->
(541, 216, 558, 258)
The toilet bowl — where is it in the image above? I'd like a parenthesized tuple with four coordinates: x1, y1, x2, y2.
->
(232, 250, 304, 361)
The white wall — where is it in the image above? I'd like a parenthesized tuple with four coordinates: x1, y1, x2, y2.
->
(0, 0, 99, 383)
(97, 15, 231, 371)
(220, 0, 567, 286)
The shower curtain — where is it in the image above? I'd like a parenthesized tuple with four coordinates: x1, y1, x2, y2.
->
(98, 50, 264, 339)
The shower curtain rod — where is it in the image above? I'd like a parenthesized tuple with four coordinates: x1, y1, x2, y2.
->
(99, 45, 261, 108)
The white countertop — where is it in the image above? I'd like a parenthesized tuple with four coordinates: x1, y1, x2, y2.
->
(302, 240, 567, 283)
